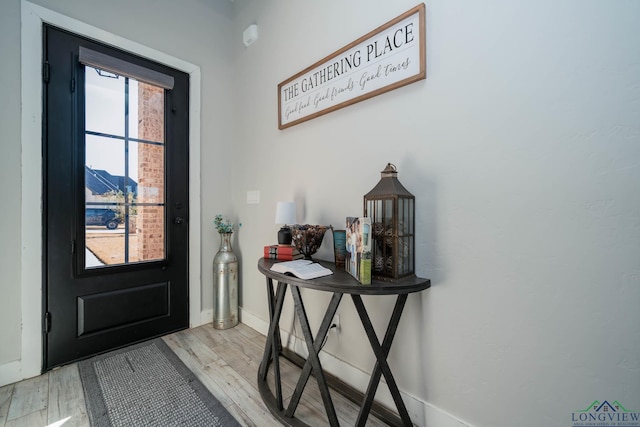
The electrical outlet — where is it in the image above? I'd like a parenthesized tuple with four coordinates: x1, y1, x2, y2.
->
(331, 314, 340, 333)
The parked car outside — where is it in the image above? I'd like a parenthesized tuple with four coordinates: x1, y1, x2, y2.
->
(85, 208, 121, 230)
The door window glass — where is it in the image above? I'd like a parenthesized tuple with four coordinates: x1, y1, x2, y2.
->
(85, 66, 165, 267)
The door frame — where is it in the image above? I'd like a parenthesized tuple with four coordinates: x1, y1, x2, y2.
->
(20, 0, 203, 379)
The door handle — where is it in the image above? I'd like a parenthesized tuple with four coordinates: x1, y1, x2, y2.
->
(174, 217, 185, 225)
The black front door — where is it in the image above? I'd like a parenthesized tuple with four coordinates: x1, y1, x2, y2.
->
(43, 25, 190, 370)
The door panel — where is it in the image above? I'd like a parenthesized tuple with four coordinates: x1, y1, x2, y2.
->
(77, 282, 169, 336)
(43, 25, 189, 370)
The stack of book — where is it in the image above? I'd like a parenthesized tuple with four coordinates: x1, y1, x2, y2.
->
(263, 245, 304, 260)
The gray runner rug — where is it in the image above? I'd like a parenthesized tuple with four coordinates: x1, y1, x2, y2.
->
(78, 338, 240, 427)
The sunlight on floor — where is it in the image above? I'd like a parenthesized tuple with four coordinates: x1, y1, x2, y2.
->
(47, 416, 71, 427)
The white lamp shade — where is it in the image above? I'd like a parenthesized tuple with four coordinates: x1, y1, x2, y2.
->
(275, 201, 296, 224)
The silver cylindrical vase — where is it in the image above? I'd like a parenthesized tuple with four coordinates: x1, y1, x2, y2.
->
(213, 232, 238, 329)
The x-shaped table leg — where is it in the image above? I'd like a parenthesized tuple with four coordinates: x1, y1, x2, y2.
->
(352, 294, 412, 427)
(288, 285, 342, 427)
(259, 278, 288, 409)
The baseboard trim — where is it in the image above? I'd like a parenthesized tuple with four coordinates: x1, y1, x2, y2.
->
(0, 360, 22, 387)
(237, 307, 471, 427)
(200, 308, 214, 326)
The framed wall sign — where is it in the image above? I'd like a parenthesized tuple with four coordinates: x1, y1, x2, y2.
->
(278, 3, 426, 130)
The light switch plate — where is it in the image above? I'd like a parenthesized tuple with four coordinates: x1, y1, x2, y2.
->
(246, 190, 260, 204)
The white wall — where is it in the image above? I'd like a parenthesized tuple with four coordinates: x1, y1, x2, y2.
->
(232, 1, 640, 426)
(0, 0, 23, 367)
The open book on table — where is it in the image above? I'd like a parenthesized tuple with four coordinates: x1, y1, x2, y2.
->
(269, 259, 333, 280)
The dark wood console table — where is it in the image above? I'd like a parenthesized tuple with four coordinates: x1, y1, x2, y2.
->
(257, 258, 430, 427)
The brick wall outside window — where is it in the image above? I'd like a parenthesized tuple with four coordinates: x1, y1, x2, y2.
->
(137, 82, 165, 261)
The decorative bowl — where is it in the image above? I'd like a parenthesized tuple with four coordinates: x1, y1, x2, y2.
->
(290, 224, 329, 260)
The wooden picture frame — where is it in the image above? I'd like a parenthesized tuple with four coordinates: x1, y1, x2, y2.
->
(278, 3, 426, 130)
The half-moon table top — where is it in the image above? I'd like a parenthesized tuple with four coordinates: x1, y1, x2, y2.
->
(258, 258, 430, 296)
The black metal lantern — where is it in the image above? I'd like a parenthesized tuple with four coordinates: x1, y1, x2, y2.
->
(364, 163, 415, 282)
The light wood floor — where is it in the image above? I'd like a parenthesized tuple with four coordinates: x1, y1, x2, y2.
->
(0, 323, 388, 427)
